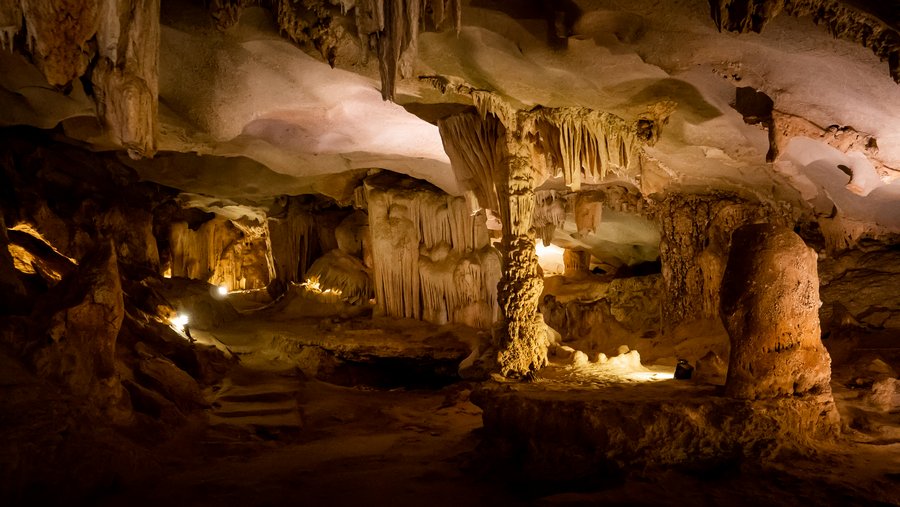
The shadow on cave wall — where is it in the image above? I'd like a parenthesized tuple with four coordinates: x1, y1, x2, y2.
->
(609, 78, 723, 123)
(469, 0, 582, 48)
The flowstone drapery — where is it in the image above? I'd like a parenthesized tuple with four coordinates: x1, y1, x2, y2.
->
(436, 90, 668, 376)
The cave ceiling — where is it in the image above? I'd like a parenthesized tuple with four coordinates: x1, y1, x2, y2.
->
(0, 0, 898, 231)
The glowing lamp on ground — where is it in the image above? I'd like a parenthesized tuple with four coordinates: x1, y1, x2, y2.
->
(172, 313, 189, 329)
(535, 243, 566, 275)
(217, 285, 228, 296)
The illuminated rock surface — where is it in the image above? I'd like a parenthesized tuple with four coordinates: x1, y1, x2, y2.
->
(721, 223, 833, 399)
(0, 1, 899, 505)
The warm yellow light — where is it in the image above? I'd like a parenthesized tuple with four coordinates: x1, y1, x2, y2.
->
(10, 223, 78, 265)
(7, 244, 37, 274)
(300, 276, 343, 297)
(217, 285, 228, 296)
(171, 314, 189, 328)
(535, 243, 565, 275)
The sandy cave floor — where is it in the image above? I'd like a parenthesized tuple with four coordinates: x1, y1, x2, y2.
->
(88, 306, 900, 507)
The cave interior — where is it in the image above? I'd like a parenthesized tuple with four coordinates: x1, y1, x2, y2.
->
(1, 0, 899, 505)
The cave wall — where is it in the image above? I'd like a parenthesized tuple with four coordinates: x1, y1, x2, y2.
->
(655, 192, 792, 326)
(267, 195, 351, 288)
(167, 216, 271, 291)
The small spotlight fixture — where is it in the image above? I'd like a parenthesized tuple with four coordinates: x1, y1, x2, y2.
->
(217, 285, 228, 296)
(172, 313, 189, 329)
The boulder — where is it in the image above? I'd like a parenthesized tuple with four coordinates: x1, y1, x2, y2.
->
(720, 224, 832, 400)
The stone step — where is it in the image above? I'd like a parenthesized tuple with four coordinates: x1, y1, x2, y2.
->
(215, 391, 297, 403)
(213, 404, 297, 418)
(208, 411, 303, 430)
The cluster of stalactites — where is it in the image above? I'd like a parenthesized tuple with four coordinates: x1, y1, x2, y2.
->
(365, 178, 498, 328)
(709, 0, 900, 83)
(438, 104, 668, 221)
(209, 0, 461, 100)
(0, 0, 160, 158)
(361, 0, 462, 101)
(532, 190, 567, 246)
(527, 108, 643, 191)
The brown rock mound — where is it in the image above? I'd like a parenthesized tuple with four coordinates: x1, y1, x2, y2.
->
(721, 223, 832, 400)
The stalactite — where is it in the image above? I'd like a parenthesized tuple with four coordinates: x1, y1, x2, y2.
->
(431, 81, 672, 201)
(17, 0, 100, 86)
(92, 0, 160, 158)
(574, 192, 603, 236)
(563, 249, 591, 276)
(0, 1, 22, 52)
(267, 200, 318, 285)
(438, 111, 504, 215)
(0, 0, 159, 156)
(169, 217, 243, 285)
(709, 0, 900, 83)
(366, 185, 422, 319)
(532, 108, 643, 191)
(532, 190, 567, 246)
(208, 0, 245, 30)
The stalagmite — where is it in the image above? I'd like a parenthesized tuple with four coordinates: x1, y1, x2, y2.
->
(721, 223, 833, 399)
(0, 215, 28, 313)
(32, 241, 129, 419)
(305, 249, 372, 304)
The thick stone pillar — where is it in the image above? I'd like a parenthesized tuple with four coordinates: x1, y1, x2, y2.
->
(495, 143, 547, 377)
(720, 224, 832, 399)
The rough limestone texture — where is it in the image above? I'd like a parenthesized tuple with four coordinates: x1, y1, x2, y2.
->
(708, 0, 900, 83)
(495, 147, 547, 377)
(473, 381, 841, 479)
(721, 224, 832, 400)
(31, 241, 130, 419)
(656, 193, 789, 325)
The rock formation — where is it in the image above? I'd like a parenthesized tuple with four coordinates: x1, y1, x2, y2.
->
(720, 223, 832, 399)
(0, 0, 160, 156)
(656, 192, 791, 325)
(708, 0, 900, 83)
(365, 172, 499, 328)
(30, 241, 130, 420)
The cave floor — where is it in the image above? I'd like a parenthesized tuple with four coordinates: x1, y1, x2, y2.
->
(87, 312, 900, 507)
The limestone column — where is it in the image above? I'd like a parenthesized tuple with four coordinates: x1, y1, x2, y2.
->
(494, 136, 547, 377)
(720, 223, 832, 399)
